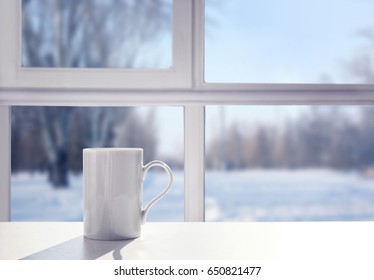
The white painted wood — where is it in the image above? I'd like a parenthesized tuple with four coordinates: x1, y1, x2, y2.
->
(2, 87, 374, 106)
(192, 0, 205, 88)
(184, 106, 205, 222)
(182, 1, 205, 223)
(0, 1, 18, 86)
(0, 106, 11, 221)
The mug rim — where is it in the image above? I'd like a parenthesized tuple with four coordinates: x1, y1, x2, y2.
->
(83, 148, 143, 152)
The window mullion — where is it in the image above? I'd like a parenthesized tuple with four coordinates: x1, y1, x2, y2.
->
(184, 105, 205, 222)
(0, 106, 11, 221)
(183, 0, 205, 222)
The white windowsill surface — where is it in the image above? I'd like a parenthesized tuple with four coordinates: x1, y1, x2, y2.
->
(1, 222, 374, 260)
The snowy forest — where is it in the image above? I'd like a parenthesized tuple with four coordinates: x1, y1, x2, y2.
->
(13, 105, 374, 187)
(206, 106, 374, 172)
(11, 106, 160, 186)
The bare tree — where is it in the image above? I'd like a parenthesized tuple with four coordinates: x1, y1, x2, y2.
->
(38, 107, 73, 186)
(345, 28, 374, 83)
(11, 107, 48, 173)
(113, 108, 158, 163)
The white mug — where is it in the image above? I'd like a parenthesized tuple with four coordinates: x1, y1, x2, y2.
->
(83, 148, 173, 240)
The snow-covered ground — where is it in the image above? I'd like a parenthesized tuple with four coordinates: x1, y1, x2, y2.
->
(11, 171, 185, 222)
(205, 170, 374, 221)
(11, 169, 374, 222)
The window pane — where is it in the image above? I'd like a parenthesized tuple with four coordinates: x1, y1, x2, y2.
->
(22, 0, 172, 68)
(11, 106, 183, 221)
(206, 106, 374, 221)
(205, 0, 374, 83)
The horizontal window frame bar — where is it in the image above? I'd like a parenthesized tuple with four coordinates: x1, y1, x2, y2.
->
(2, 87, 374, 106)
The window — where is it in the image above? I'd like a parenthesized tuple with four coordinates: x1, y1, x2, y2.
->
(11, 106, 184, 221)
(0, 0, 191, 89)
(1, 0, 374, 222)
(206, 105, 374, 221)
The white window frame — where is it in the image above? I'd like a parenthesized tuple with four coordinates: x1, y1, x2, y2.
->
(0, 0, 192, 89)
(1, 0, 374, 222)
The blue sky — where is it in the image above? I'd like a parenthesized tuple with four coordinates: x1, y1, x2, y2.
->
(205, 0, 374, 83)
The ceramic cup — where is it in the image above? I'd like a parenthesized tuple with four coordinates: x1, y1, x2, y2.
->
(83, 148, 173, 240)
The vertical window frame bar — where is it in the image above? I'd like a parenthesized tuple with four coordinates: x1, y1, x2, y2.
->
(182, 0, 206, 222)
(192, 0, 205, 88)
(184, 105, 205, 222)
(0, 106, 11, 221)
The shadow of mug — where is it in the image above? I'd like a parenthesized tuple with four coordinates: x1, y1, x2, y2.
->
(21, 236, 134, 260)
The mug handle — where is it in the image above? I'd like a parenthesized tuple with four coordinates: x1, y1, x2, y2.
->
(141, 160, 173, 224)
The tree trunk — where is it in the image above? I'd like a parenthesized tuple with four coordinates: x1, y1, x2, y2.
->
(48, 148, 68, 188)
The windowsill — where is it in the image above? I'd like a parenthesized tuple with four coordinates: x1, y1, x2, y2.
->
(1, 222, 373, 260)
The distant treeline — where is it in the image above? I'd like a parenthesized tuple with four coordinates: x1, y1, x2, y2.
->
(206, 107, 374, 171)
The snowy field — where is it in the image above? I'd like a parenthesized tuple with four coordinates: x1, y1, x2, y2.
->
(11, 169, 374, 222)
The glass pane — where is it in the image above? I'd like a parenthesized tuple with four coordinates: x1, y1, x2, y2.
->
(11, 106, 183, 221)
(205, 0, 374, 83)
(206, 106, 374, 221)
(22, 0, 172, 68)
